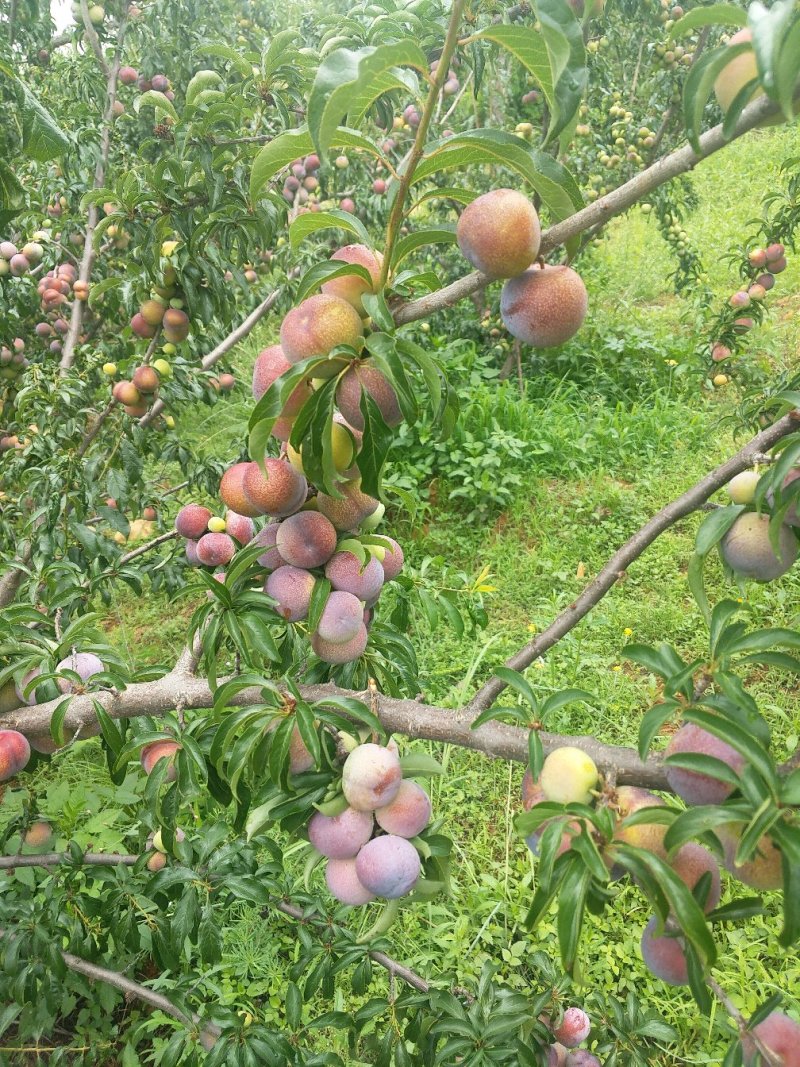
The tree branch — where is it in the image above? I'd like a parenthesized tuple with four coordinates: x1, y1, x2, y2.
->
(393, 91, 786, 326)
(117, 529, 179, 566)
(138, 288, 282, 427)
(0, 674, 668, 789)
(0, 852, 138, 870)
(58, 17, 125, 376)
(466, 409, 800, 713)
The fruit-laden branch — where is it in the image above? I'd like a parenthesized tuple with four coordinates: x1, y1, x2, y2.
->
(138, 288, 283, 427)
(466, 410, 800, 713)
(0, 674, 668, 788)
(393, 91, 785, 326)
(58, 16, 126, 376)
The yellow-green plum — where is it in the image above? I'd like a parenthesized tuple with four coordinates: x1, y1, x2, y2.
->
(714, 28, 761, 114)
(611, 786, 667, 859)
(375, 780, 431, 838)
(744, 1012, 800, 1066)
(320, 244, 383, 314)
(280, 294, 363, 365)
(720, 512, 797, 581)
(325, 856, 376, 905)
(325, 550, 384, 602)
(265, 566, 316, 622)
(501, 265, 588, 348)
(342, 742, 402, 811)
(727, 470, 759, 505)
(242, 458, 307, 517)
(317, 479, 380, 532)
(456, 189, 541, 279)
(664, 722, 745, 805)
(308, 806, 374, 859)
(311, 624, 369, 664)
(355, 834, 421, 898)
(335, 362, 402, 432)
(275, 511, 337, 569)
(540, 747, 598, 805)
(640, 916, 689, 986)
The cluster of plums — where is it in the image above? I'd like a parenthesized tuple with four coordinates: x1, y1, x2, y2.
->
(720, 465, 800, 581)
(456, 188, 589, 348)
(711, 243, 788, 363)
(0, 236, 45, 279)
(309, 741, 430, 905)
(546, 1007, 599, 1066)
(281, 153, 321, 208)
(0, 338, 29, 384)
(118, 66, 175, 101)
(522, 722, 787, 994)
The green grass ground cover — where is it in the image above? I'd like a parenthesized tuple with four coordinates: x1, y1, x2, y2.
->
(12, 122, 800, 1063)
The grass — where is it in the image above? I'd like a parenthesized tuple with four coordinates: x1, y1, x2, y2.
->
(13, 122, 800, 1064)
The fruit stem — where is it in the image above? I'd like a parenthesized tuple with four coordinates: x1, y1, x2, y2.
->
(377, 0, 467, 291)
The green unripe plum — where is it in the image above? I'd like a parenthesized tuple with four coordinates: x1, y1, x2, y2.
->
(540, 747, 598, 804)
(342, 742, 402, 811)
(287, 418, 355, 475)
(360, 502, 385, 531)
(207, 516, 227, 532)
(152, 358, 171, 377)
(720, 512, 798, 581)
(456, 189, 541, 279)
(152, 827, 186, 853)
(727, 471, 759, 505)
(88, 4, 105, 22)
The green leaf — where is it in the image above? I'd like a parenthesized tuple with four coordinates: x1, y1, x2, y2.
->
(413, 130, 583, 251)
(529, 729, 544, 779)
(670, 4, 747, 37)
(467, 24, 554, 114)
(0, 160, 25, 226)
(295, 260, 373, 305)
(532, 0, 587, 145)
(135, 90, 180, 124)
(307, 578, 332, 636)
(775, 21, 800, 120)
(251, 127, 387, 201)
(308, 42, 427, 157)
(556, 857, 591, 973)
(285, 982, 303, 1030)
(684, 707, 777, 793)
(398, 752, 443, 778)
(16, 79, 70, 161)
(289, 209, 371, 250)
(185, 69, 223, 107)
(748, 0, 796, 98)
(696, 504, 743, 557)
(390, 227, 457, 270)
(638, 700, 679, 761)
(355, 390, 396, 498)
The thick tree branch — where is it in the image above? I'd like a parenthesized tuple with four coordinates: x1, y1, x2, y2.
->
(393, 91, 785, 326)
(138, 288, 282, 427)
(466, 409, 800, 713)
(0, 675, 668, 788)
(0, 852, 138, 870)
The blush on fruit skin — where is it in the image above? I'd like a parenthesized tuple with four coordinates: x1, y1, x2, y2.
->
(0, 730, 32, 782)
(640, 916, 689, 986)
(500, 265, 588, 348)
(456, 189, 541, 279)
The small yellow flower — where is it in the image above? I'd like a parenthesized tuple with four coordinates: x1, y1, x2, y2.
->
(534, 660, 545, 669)
(737, 597, 744, 603)
(612, 665, 622, 672)
(527, 623, 537, 633)
(665, 359, 678, 367)
(623, 627, 633, 636)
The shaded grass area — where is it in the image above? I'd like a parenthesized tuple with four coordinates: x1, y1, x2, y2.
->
(32, 123, 800, 1063)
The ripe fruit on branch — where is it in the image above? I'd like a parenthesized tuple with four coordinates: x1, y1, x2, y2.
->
(336, 362, 402, 431)
(280, 294, 364, 365)
(326, 856, 376, 905)
(716, 823, 783, 890)
(265, 566, 316, 621)
(501, 264, 588, 348)
(374, 780, 432, 838)
(670, 843, 721, 913)
(225, 511, 254, 544)
(253, 523, 284, 570)
(610, 786, 667, 859)
(310, 624, 369, 664)
(640, 916, 688, 985)
(196, 532, 236, 567)
(456, 189, 541, 279)
(55, 652, 104, 692)
(0, 730, 31, 782)
(251, 344, 312, 440)
(308, 807, 374, 859)
(242, 457, 307, 516)
(326, 550, 385, 602)
(320, 244, 383, 314)
(140, 740, 181, 782)
(719, 512, 798, 581)
(342, 742, 402, 811)
(317, 479, 380, 532)
(132, 366, 160, 394)
(275, 511, 337, 569)
(119, 65, 138, 85)
(552, 1008, 591, 1049)
(355, 834, 421, 898)
(743, 1012, 800, 1065)
(727, 470, 759, 504)
(663, 722, 745, 805)
(219, 462, 263, 518)
(175, 504, 213, 539)
(162, 308, 190, 344)
(713, 29, 761, 114)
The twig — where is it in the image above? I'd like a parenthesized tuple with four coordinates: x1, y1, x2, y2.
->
(706, 976, 782, 1067)
(466, 409, 800, 713)
(0, 852, 138, 870)
(117, 529, 179, 566)
(76, 398, 117, 459)
(138, 289, 282, 427)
